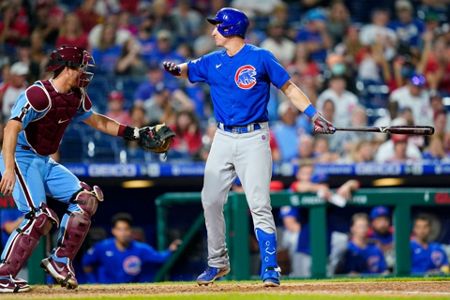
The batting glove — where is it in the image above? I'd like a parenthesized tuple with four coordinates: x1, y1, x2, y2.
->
(163, 61, 181, 76)
(312, 113, 335, 134)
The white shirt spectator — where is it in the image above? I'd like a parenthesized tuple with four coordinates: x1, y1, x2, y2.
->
(260, 38, 296, 66)
(232, 0, 282, 16)
(88, 24, 131, 49)
(359, 25, 397, 46)
(390, 86, 433, 126)
(317, 89, 359, 127)
(375, 139, 422, 163)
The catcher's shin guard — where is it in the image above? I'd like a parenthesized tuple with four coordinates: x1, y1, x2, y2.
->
(0, 203, 59, 278)
(255, 228, 281, 286)
(43, 182, 102, 288)
(53, 182, 103, 260)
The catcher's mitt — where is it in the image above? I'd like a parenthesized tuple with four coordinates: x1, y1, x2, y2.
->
(138, 124, 175, 153)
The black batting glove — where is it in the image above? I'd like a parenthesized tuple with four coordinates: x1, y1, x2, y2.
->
(312, 113, 336, 134)
(163, 61, 181, 76)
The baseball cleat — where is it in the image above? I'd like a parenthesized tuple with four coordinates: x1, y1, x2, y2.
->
(0, 275, 31, 293)
(262, 267, 281, 287)
(41, 257, 78, 289)
(196, 266, 230, 286)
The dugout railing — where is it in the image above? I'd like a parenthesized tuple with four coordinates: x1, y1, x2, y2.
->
(154, 188, 450, 281)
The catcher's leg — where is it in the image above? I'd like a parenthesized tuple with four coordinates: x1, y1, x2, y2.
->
(197, 130, 235, 285)
(235, 128, 280, 287)
(41, 182, 103, 289)
(0, 203, 59, 293)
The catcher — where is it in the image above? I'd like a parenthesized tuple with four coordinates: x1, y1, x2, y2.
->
(0, 46, 174, 293)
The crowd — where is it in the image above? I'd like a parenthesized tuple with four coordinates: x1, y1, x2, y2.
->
(0, 0, 449, 164)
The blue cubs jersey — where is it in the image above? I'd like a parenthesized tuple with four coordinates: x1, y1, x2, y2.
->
(343, 241, 387, 274)
(82, 238, 171, 283)
(410, 240, 449, 274)
(0, 209, 23, 248)
(187, 44, 290, 126)
(368, 230, 393, 246)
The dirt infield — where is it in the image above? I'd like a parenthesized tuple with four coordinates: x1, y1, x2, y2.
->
(2, 280, 449, 299)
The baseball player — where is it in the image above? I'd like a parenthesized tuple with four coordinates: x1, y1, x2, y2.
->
(83, 213, 180, 283)
(0, 46, 174, 293)
(163, 7, 334, 286)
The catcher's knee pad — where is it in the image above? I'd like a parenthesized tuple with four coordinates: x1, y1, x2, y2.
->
(71, 182, 104, 216)
(0, 203, 59, 277)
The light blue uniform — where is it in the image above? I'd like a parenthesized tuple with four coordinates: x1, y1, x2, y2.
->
(187, 44, 290, 269)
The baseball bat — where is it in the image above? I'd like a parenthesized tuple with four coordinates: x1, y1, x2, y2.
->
(333, 126, 434, 136)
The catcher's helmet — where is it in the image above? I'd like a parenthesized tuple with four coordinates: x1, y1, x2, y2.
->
(46, 46, 95, 88)
(207, 7, 249, 38)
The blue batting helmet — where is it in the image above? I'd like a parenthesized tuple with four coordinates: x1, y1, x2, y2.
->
(207, 7, 249, 38)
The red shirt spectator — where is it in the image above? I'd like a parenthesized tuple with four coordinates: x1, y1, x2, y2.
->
(170, 111, 202, 155)
(0, 3, 29, 46)
(56, 13, 88, 50)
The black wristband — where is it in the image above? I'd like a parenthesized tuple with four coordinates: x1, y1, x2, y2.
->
(123, 126, 138, 141)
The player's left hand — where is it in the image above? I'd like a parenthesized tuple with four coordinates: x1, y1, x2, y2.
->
(138, 124, 176, 153)
(312, 113, 335, 134)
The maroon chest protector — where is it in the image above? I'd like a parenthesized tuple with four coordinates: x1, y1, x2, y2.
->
(25, 81, 84, 155)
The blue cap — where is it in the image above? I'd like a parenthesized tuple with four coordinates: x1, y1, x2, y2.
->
(409, 73, 426, 86)
(305, 9, 327, 22)
(370, 206, 390, 220)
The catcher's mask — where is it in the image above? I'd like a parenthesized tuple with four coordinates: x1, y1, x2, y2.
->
(46, 45, 95, 88)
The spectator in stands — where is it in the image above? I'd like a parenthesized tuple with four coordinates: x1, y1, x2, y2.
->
(375, 134, 422, 163)
(134, 62, 165, 103)
(89, 14, 131, 49)
(316, 74, 358, 127)
(115, 38, 147, 76)
(198, 120, 217, 161)
(325, 0, 351, 47)
(151, 0, 182, 40)
(411, 214, 449, 275)
(231, 0, 282, 17)
(105, 91, 132, 125)
(337, 105, 373, 155)
(118, 11, 138, 36)
(272, 101, 300, 162)
(296, 8, 331, 65)
(390, 73, 433, 126)
(29, 30, 48, 69)
(260, 20, 296, 66)
(33, 0, 64, 47)
(337, 213, 387, 275)
(83, 213, 181, 283)
(296, 134, 316, 164)
(143, 82, 193, 126)
(91, 23, 123, 74)
(75, 0, 101, 34)
(169, 110, 202, 158)
(56, 13, 89, 50)
(0, 1, 30, 48)
(288, 44, 320, 91)
(136, 15, 157, 64)
(1, 62, 28, 120)
(313, 137, 339, 163)
(388, 0, 424, 50)
(423, 136, 449, 162)
(359, 8, 397, 61)
(422, 35, 450, 96)
(13, 40, 41, 84)
(171, 0, 203, 43)
(340, 139, 375, 163)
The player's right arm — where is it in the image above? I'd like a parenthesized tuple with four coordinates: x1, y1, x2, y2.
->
(0, 120, 22, 195)
(0, 85, 48, 195)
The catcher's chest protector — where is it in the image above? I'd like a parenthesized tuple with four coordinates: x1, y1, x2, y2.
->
(24, 80, 89, 155)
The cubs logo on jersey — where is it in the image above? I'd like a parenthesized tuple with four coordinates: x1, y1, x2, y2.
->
(235, 65, 257, 89)
(123, 255, 142, 275)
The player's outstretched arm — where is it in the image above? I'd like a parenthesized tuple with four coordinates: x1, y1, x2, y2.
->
(83, 112, 126, 137)
(0, 120, 22, 195)
(281, 80, 335, 134)
(162, 61, 189, 79)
